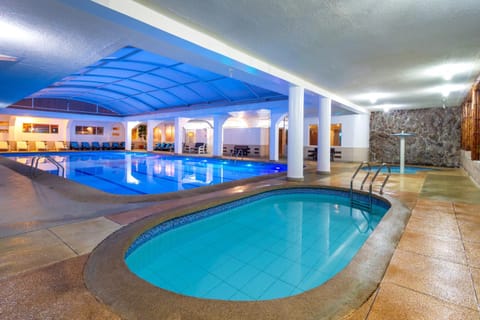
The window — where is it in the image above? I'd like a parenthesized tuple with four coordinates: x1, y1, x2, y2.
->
(331, 124, 342, 146)
(309, 125, 318, 145)
(22, 123, 59, 134)
(0, 121, 8, 133)
(75, 126, 104, 135)
(308, 124, 342, 146)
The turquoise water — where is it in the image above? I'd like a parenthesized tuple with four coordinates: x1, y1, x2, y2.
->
(1, 152, 286, 195)
(125, 189, 389, 301)
(365, 165, 434, 174)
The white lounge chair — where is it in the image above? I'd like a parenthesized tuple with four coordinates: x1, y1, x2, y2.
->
(0, 141, 9, 151)
(16, 141, 28, 151)
(35, 141, 47, 151)
(54, 141, 67, 151)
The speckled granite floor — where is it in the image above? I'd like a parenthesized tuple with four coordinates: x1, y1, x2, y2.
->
(0, 159, 479, 319)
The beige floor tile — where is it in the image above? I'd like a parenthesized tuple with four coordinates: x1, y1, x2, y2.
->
(343, 290, 377, 320)
(397, 230, 467, 265)
(368, 283, 479, 320)
(470, 267, 480, 305)
(411, 207, 456, 221)
(412, 205, 455, 218)
(463, 241, 480, 269)
(458, 220, 480, 243)
(382, 249, 477, 309)
(455, 203, 480, 226)
(405, 214, 461, 240)
(415, 198, 454, 211)
(49, 217, 121, 255)
(0, 255, 120, 320)
(454, 202, 480, 215)
(426, 169, 467, 177)
(456, 212, 480, 225)
(383, 176, 424, 193)
(0, 229, 76, 279)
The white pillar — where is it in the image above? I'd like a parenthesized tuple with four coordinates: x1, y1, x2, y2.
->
(287, 85, 304, 181)
(400, 137, 406, 173)
(174, 117, 187, 154)
(317, 97, 331, 174)
(146, 120, 161, 152)
(213, 115, 228, 157)
(146, 120, 154, 152)
(125, 121, 139, 151)
(269, 112, 285, 161)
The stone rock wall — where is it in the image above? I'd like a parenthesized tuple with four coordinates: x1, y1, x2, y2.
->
(370, 107, 461, 167)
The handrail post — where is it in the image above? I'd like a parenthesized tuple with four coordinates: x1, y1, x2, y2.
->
(28, 155, 65, 178)
(350, 161, 391, 212)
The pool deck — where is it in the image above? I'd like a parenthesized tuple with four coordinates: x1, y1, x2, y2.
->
(0, 159, 480, 319)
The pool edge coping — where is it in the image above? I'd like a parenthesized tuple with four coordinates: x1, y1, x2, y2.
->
(0, 153, 288, 204)
(84, 184, 411, 320)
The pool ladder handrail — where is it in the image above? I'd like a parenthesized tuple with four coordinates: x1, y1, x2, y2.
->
(350, 162, 391, 211)
(30, 155, 65, 178)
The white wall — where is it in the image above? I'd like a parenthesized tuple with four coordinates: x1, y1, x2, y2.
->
(13, 116, 69, 142)
(304, 113, 369, 148)
(224, 128, 269, 145)
(331, 114, 370, 148)
(69, 120, 125, 142)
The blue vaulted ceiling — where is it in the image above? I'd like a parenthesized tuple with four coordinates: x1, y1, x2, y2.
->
(15, 46, 287, 116)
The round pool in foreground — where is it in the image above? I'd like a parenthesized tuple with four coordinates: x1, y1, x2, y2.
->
(125, 188, 389, 301)
(85, 185, 410, 320)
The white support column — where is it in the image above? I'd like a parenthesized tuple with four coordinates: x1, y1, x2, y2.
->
(213, 115, 228, 157)
(125, 121, 139, 151)
(146, 120, 161, 152)
(269, 112, 285, 161)
(287, 85, 304, 181)
(174, 117, 188, 154)
(317, 97, 331, 174)
(146, 120, 154, 152)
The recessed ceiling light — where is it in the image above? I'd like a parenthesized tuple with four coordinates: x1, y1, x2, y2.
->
(353, 92, 390, 104)
(366, 103, 404, 113)
(425, 83, 469, 96)
(0, 20, 37, 44)
(424, 62, 476, 80)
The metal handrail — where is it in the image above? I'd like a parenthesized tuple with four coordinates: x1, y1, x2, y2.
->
(30, 155, 65, 178)
(369, 162, 391, 195)
(350, 162, 391, 211)
(349, 161, 371, 191)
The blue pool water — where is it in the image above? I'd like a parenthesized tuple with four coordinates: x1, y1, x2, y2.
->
(1, 152, 286, 195)
(125, 188, 389, 301)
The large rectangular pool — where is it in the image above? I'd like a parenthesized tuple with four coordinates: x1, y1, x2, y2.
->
(1, 152, 287, 195)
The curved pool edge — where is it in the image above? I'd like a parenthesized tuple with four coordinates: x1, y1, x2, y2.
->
(84, 185, 411, 320)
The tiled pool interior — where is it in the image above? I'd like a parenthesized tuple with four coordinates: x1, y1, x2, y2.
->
(126, 188, 389, 300)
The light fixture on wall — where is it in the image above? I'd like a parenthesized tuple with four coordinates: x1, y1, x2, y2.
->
(184, 119, 212, 130)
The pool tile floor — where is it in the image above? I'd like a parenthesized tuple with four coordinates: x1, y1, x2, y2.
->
(0, 161, 479, 319)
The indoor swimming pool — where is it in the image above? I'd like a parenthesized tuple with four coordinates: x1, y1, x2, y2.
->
(0, 152, 287, 195)
(125, 188, 389, 301)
